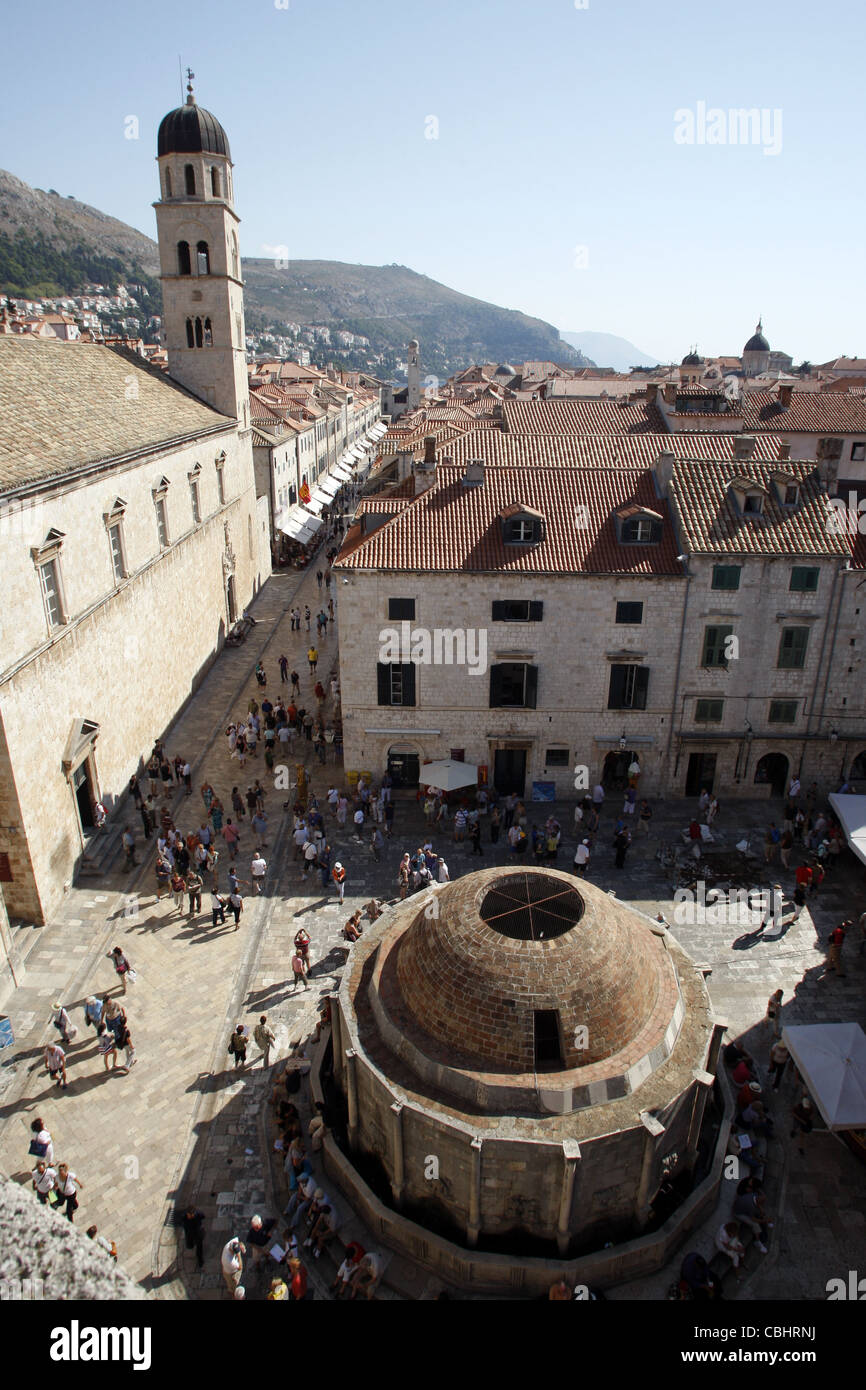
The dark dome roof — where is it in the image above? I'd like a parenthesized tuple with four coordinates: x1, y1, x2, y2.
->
(681, 351, 703, 366)
(744, 322, 769, 353)
(157, 101, 231, 160)
(495, 363, 515, 376)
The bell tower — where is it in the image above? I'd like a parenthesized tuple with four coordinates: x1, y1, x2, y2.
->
(154, 72, 249, 428)
(407, 338, 421, 411)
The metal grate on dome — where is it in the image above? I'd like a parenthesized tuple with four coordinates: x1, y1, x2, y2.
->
(479, 873, 584, 941)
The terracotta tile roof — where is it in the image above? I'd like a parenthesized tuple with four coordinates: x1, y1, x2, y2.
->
(355, 496, 412, 516)
(669, 459, 849, 557)
(335, 465, 681, 575)
(503, 398, 667, 435)
(439, 429, 788, 468)
(741, 390, 866, 435)
(0, 337, 229, 492)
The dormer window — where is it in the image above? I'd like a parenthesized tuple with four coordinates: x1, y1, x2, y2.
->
(729, 476, 767, 517)
(500, 503, 545, 546)
(784, 485, 799, 506)
(616, 505, 663, 544)
(770, 470, 800, 507)
(743, 494, 763, 514)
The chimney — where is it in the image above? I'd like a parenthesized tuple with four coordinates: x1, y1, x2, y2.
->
(463, 460, 485, 487)
(663, 383, 677, 406)
(654, 450, 676, 498)
(645, 382, 657, 403)
(733, 435, 757, 461)
(778, 441, 791, 461)
(423, 434, 436, 465)
(778, 383, 794, 408)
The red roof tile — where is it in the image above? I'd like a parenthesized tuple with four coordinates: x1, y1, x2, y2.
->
(741, 391, 866, 434)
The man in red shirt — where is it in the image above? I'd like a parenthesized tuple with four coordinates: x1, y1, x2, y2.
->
(795, 863, 813, 890)
(822, 922, 848, 978)
(287, 1256, 307, 1300)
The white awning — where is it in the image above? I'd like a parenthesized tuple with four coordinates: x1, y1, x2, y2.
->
(828, 794, 866, 867)
(782, 1024, 866, 1130)
(302, 495, 324, 515)
(317, 475, 341, 498)
(332, 463, 354, 481)
(349, 445, 366, 460)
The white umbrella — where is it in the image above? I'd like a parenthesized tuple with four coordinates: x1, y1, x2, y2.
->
(782, 1023, 866, 1130)
(420, 759, 479, 793)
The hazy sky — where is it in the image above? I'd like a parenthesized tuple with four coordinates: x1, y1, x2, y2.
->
(4, 0, 865, 363)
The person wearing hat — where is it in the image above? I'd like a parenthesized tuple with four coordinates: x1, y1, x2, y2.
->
(268, 1278, 289, 1301)
(737, 1079, 763, 1113)
(51, 1002, 77, 1046)
(573, 838, 591, 876)
(332, 861, 346, 903)
(221, 1237, 246, 1294)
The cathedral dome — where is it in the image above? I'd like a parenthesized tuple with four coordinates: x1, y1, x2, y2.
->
(389, 867, 669, 1074)
(681, 350, 702, 367)
(157, 99, 231, 160)
(744, 322, 769, 353)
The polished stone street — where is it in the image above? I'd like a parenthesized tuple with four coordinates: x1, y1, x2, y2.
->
(0, 559, 864, 1300)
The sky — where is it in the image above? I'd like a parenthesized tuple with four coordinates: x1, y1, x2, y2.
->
(4, 0, 865, 364)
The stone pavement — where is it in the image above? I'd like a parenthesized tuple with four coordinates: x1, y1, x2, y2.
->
(0, 554, 864, 1300)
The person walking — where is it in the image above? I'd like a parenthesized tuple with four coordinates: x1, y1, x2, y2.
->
(186, 869, 203, 917)
(637, 799, 652, 836)
(227, 888, 243, 930)
(370, 827, 384, 862)
(117, 1019, 137, 1070)
(55, 1163, 83, 1223)
(291, 950, 310, 992)
(182, 1206, 206, 1269)
(307, 645, 318, 674)
(821, 921, 848, 978)
(769, 1039, 789, 1090)
(44, 1041, 68, 1089)
(170, 869, 186, 914)
(51, 1001, 77, 1046)
(764, 822, 781, 864)
(32, 1160, 58, 1206)
(764, 989, 784, 1035)
(468, 818, 484, 856)
(279, 654, 289, 684)
(250, 850, 267, 895)
(574, 838, 591, 876)
(253, 1015, 276, 1069)
(790, 1095, 814, 1154)
(97, 1026, 118, 1073)
(211, 890, 227, 928)
(222, 819, 240, 862)
(332, 861, 346, 903)
(121, 826, 137, 869)
(290, 669, 301, 699)
(221, 1238, 246, 1295)
(614, 826, 631, 869)
(29, 1119, 54, 1165)
(227, 1025, 248, 1070)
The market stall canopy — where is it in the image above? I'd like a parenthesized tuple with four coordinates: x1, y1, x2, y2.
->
(333, 463, 354, 481)
(828, 794, 866, 867)
(782, 1023, 866, 1130)
(420, 759, 480, 792)
(317, 475, 341, 498)
(279, 507, 324, 540)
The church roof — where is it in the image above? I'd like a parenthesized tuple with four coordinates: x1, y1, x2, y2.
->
(0, 338, 230, 492)
(157, 100, 231, 160)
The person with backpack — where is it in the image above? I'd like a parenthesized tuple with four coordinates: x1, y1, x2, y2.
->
(51, 1002, 77, 1046)
(107, 948, 133, 993)
(332, 861, 346, 903)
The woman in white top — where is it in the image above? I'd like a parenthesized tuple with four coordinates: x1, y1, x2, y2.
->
(32, 1161, 57, 1204)
(29, 1119, 54, 1165)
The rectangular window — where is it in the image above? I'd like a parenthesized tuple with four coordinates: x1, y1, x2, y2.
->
(607, 664, 649, 710)
(778, 627, 809, 669)
(545, 748, 570, 766)
(190, 479, 201, 525)
(505, 519, 535, 543)
(38, 558, 64, 629)
(695, 698, 724, 724)
(615, 600, 643, 624)
(376, 662, 416, 707)
(702, 624, 733, 668)
(852, 442, 866, 462)
(388, 598, 415, 620)
(768, 699, 799, 723)
(155, 496, 169, 549)
(491, 600, 544, 622)
(489, 662, 538, 709)
(216, 467, 226, 506)
(107, 522, 126, 583)
(790, 566, 819, 592)
(712, 564, 741, 591)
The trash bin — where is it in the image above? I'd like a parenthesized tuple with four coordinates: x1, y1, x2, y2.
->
(0, 1016, 14, 1050)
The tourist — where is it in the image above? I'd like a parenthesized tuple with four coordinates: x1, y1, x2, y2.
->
(332, 861, 346, 903)
(251, 849, 267, 895)
(97, 1025, 118, 1073)
(50, 1001, 77, 1046)
(227, 1025, 248, 1070)
(714, 1221, 746, 1278)
(548, 1277, 571, 1301)
(287, 1257, 307, 1301)
(733, 1182, 772, 1253)
(103, 996, 127, 1041)
(332, 1242, 365, 1298)
(186, 868, 204, 916)
(679, 1252, 722, 1301)
(614, 826, 631, 869)
(55, 1163, 83, 1223)
(291, 950, 309, 992)
(768, 1039, 789, 1091)
(170, 868, 186, 914)
(821, 921, 848, 978)
(221, 1238, 246, 1295)
(254, 1015, 276, 1069)
(227, 888, 244, 930)
(469, 819, 483, 856)
(86, 1226, 118, 1261)
(790, 1096, 813, 1153)
(307, 645, 318, 674)
(182, 1206, 206, 1268)
(573, 838, 591, 876)
(349, 1251, 382, 1300)
(765, 989, 783, 1036)
(211, 890, 227, 928)
(32, 1160, 58, 1206)
(637, 800, 652, 835)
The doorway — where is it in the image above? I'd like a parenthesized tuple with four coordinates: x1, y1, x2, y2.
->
(754, 752, 789, 796)
(533, 1010, 564, 1071)
(387, 746, 420, 788)
(226, 574, 237, 626)
(494, 748, 527, 796)
(73, 761, 95, 830)
(602, 748, 634, 791)
(686, 752, 717, 798)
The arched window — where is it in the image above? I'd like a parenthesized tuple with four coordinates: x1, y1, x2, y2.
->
(186, 318, 194, 348)
(203, 317, 213, 347)
(177, 241, 191, 276)
(184, 163, 196, 196)
(195, 317, 203, 349)
(165, 167, 172, 198)
(196, 241, 210, 275)
(230, 232, 239, 279)
(211, 166, 220, 197)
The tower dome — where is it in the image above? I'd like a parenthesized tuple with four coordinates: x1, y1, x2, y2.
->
(157, 76, 231, 160)
(681, 348, 702, 367)
(744, 320, 769, 353)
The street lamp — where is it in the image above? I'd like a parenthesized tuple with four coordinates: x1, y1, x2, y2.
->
(619, 734, 627, 751)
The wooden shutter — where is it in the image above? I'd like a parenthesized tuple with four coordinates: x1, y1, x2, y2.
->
(377, 664, 390, 706)
(401, 663, 416, 706)
(491, 602, 506, 621)
(528, 601, 544, 620)
(633, 666, 649, 709)
(489, 664, 503, 706)
(524, 665, 538, 709)
(608, 665, 627, 709)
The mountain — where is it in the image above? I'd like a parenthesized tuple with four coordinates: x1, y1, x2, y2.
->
(0, 168, 589, 377)
(561, 330, 661, 372)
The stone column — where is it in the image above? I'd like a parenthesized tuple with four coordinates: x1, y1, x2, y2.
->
(705, 1016, 729, 1075)
(331, 1004, 344, 1087)
(390, 1100, 405, 1209)
(467, 1136, 483, 1247)
(556, 1140, 581, 1255)
(345, 1048, 359, 1149)
(685, 1070, 715, 1166)
(636, 1112, 665, 1228)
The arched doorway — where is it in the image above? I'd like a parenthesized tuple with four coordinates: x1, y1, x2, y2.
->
(602, 748, 634, 791)
(387, 744, 420, 789)
(849, 749, 866, 781)
(754, 752, 789, 796)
